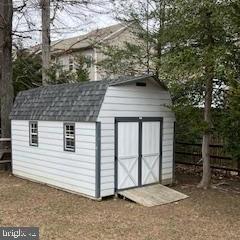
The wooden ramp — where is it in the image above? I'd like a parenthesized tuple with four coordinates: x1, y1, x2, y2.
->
(118, 184, 188, 207)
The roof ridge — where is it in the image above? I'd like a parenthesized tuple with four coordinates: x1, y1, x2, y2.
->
(57, 23, 125, 42)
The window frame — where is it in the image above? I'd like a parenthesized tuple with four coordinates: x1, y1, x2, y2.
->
(29, 121, 38, 147)
(64, 123, 75, 152)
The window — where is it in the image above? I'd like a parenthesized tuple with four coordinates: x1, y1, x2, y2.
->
(64, 123, 75, 152)
(136, 82, 146, 87)
(59, 59, 63, 66)
(69, 57, 74, 71)
(29, 121, 38, 146)
(56, 58, 64, 68)
(85, 55, 93, 68)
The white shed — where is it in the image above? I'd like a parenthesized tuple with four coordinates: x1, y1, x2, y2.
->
(10, 75, 176, 200)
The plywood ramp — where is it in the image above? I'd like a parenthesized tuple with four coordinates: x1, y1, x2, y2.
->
(118, 184, 188, 207)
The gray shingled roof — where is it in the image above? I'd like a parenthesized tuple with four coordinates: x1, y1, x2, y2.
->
(10, 75, 164, 122)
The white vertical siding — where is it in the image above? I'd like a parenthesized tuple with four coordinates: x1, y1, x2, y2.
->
(11, 120, 96, 197)
(98, 80, 175, 197)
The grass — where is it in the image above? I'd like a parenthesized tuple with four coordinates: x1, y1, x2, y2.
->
(0, 171, 239, 240)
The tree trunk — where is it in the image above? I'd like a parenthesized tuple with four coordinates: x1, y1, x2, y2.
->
(146, 0, 150, 74)
(237, 158, 240, 176)
(198, 76, 213, 188)
(155, 1, 166, 77)
(41, 0, 51, 85)
(0, 0, 14, 138)
(198, 9, 214, 189)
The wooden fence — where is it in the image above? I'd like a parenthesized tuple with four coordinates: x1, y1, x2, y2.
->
(0, 137, 238, 172)
(0, 138, 11, 170)
(175, 142, 239, 172)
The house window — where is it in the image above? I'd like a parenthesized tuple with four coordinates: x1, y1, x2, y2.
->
(69, 58, 74, 71)
(64, 123, 75, 152)
(29, 121, 38, 146)
(57, 58, 63, 66)
(85, 55, 93, 68)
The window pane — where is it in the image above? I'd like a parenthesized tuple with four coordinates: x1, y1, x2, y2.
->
(32, 135, 38, 144)
(31, 128, 37, 134)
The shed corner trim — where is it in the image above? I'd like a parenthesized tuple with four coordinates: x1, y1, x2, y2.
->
(95, 122, 101, 198)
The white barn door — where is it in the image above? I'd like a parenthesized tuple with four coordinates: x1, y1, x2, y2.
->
(141, 122, 161, 185)
(117, 122, 139, 190)
(116, 118, 162, 191)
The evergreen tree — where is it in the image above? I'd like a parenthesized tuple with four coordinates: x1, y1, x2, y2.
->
(222, 85, 240, 172)
(219, 1, 240, 171)
(163, 0, 239, 188)
(47, 54, 90, 84)
(74, 54, 90, 82)
(99, 0, 173, 77)
(103, 0, 240, 187)
(13, 51, 90, 96)
(13, 50, 42, 95)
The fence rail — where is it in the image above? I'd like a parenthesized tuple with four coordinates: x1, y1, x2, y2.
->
(0, 138, 11, 170)
(175, 141, 239, 172)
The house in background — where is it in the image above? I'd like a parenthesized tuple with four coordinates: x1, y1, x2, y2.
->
(10, 75, 175, 200)
(31, 24, 135, 81)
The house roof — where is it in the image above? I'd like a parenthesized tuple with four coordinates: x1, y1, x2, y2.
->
(10, 75, 166, 122)
(30, 23, 128, 55)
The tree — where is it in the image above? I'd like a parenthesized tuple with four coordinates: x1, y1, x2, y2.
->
(74, 54, 90, 82)
(219, 1, 240, 172)
(163, 0, 239, 188)
(98, 0, 172, 77)
(101, 0, 239, 188)
(0, 0, 14, 138)
(222, 85, 240, 172)
(0, 0, 110, 138)
(12, 0, 110, 84)
(47, 54, 90, 84)
(40, 0, 50, 85)
(13, 49, 42, 95)
(39, 0, 111, 84)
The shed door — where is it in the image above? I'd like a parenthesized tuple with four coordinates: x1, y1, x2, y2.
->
(142, 122, 161, 185)
(117, 122, 139, 190)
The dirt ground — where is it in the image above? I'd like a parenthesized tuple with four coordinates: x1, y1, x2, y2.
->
(0, 170, 240, 240)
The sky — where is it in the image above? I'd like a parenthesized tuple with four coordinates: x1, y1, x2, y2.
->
(13, 0, 118, 47)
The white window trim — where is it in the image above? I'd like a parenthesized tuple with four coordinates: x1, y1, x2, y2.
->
(64, 123, 75, 152)
(29, 121, 38, 147)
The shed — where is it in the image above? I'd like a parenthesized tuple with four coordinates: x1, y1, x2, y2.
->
(10, 75, 176, 200)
